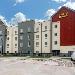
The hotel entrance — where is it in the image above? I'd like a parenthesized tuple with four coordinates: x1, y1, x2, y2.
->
(52, 50, 60, 56)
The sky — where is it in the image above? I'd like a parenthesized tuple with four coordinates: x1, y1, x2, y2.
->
(0, 0, 75, 25)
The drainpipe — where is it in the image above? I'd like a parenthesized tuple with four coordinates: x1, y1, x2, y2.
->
(50, 18, 52, 56)
(41, 23, 42, 56)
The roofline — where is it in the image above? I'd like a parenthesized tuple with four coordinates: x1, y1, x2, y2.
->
(51, 6, 75, 18)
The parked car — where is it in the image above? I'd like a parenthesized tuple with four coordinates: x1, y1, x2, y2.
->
(71, 52, 75, 64)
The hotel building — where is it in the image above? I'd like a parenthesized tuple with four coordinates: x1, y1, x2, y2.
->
(34, 20, 51, 56)
(6, 26, 18, 54)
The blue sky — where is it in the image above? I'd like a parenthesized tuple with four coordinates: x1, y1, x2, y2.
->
(0, 0, 74, 24)
(0, 0, 58, 20)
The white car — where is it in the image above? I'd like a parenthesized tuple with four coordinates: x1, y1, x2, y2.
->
(71, 52, 75, 61)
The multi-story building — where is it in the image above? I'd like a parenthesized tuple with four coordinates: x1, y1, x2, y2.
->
(52, 21, 60, 56)
(34, 22, 41, 55)
(34, 20, 51, 56)
(52, 6, 75, 56)
(0, 6, 75, 57)
(0, 20, 6, 54)
(18, 20, 35, 55)
(6, 26, 18, 54)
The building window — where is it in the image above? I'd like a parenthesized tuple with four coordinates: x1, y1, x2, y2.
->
(0, 31, 2, 35)
(7, 51, 9, 53)
(28, 41, 30, 47)
(28, 27, 31, 32)
(15, 51, 17, 53)
(7, 31, 9, 35)
(36, 51, 39, 55)
(45, 42, 47, 47)
(20, 36, 23, 40)
(45, 26, 47, 30)
(20, 29, 23, 33)
(36, 35, 39, 38)
(54, 41, 57, 45)
(28, 35, 30, 39)
(15, 31, 17, 35)
(55, 25, 57, 28)
(45, 34, 47, 37)
(7, 44, 9, 48)
(7, 37, 9, 40)
(7, 44, 9, 46)
(15, 37, 17, 40)
(28, 51, 30, 54)
(45, 42, 47, 45)
(20, 43, 23, 47)
(36, 27, 39, 32)
(55, 33, 57, 36)
(36, 42, 39, 47)
(15, 44, 17, 46)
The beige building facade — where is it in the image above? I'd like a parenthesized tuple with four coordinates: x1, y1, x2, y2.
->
(52, 21, 60, 56)
(6, 26, 18, 54)
(34, 20, 51, 55)
(52, 21, 75, 56)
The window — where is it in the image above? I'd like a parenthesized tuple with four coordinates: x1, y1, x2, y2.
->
(45, 42, 47, 45)
(0, 31, 2, 35)
(28, 35, 30, 39)
(36, 42, 39, 47)
(28, 41, 30, 47)
(54, 41, 57, 45)
(36, 27, 39, 32)
(15, 37, 17, 40)
(15, 31, 17, 35)
(36, 51, 39, 55)
(7, 51, 9, 53)
(7, 37, 9, 40)
(15, 51, 17, 53)
(15, 44, 17, 46)
(45, 42, 47, 47)
(36, 35, 39, 38)
(7, 31, 9, 35)
(20, 43, 23, 47)
(45, 26, 47, 30)
(55, 25, 57, 28)
(20, 36, 23, 40)
(7, 44, 9, 46)
(28, 27, 31, 32)
(20, 29, 23, 33)
(45, 34, 47, 37)
(28, 51, 30, 54)
(7, 44, 9, 48)
(55, 33, 57, 36)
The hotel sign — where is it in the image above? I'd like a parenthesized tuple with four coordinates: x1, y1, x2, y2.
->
(59, 12, 68, 18)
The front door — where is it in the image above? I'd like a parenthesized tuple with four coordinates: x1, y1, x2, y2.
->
(52, 50, 60, 56)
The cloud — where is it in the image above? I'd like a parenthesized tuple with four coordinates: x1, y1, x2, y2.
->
(45, 9, 56, 19)
(14, 0, 25, 6)
(52, 0, 67, 3)
(63, 2, 75, 10)
(57, 1, 75, 10)
(10, 12, 26, 25)
(35, 19, 44, 22)
(0, 15, 8, 25)
(45, 1, 75, 19)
